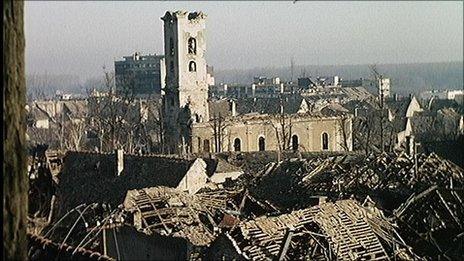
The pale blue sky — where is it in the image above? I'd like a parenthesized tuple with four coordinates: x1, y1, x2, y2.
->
(25, 1, 463, 79)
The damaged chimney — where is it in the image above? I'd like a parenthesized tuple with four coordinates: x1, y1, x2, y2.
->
(115, 149, 124, 176)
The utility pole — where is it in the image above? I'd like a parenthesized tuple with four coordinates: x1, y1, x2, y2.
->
(370, 64, 385, 153)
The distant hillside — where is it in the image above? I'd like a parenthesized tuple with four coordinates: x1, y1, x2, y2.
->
(26, 74, 107, 100)
(215, 61, 463, 95)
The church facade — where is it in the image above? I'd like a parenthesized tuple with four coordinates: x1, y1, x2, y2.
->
(191, 113, 353, 153)
(161, 10, 353, 154)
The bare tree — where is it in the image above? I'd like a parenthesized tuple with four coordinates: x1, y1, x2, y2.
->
(87, 67, 168, 154)
(87, 67, 136, 152)
(337, 115, 350, 151)
(62, 118, 86, 151)
(261, 100, 293, 161)
(208, 112, 232, 153)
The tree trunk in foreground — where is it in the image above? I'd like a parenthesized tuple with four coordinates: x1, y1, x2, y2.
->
(3, 0, 28, 260)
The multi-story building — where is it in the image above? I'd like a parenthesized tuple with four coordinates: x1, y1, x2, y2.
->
(253, 76, 281, 85)
(114, 52, 165, 96)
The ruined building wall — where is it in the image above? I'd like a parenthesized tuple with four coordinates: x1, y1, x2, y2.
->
(192, 115, 353, 153)
(176, 158, 209, 194)
(162, 11, 209, 153)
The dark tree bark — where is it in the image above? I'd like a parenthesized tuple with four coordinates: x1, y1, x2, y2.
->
(3, 0, 28, 260)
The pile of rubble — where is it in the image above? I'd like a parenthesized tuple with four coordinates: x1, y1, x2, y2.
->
(207, 199, 417, 260)
(393, 185, 464, 259)
(26, 150, 464, 260)
(252, 152, 464, 211)
(123, 186, 233, 246)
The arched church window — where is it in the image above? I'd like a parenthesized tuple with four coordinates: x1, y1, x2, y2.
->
(188, 37, 197, 54)
(189, 61, 196, 72)
(258, 136, 265, 151)
(234, 138, 241, 152)
(203, 139, 210, 153)
(322, 132, 329, 150)
(292, 135, 299, 151)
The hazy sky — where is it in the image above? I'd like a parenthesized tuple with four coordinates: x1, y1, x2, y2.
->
(25, 1, 463, 79)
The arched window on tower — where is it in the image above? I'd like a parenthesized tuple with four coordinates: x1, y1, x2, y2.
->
(234, 138, 241, 152)
(322, 132, 329, 150)
(258, 136, 265, 151)
(189, 61, 196, 72)
(188, 37, 197, 54)
(292, 135, 299, 151)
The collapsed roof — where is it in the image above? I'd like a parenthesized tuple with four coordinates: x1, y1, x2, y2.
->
(123, 186, 234, 246)
(208, 199, 416, 260)
(56, 151, 199, 218)
(394, 185, 464, 260)
(252, 152, 464, 211)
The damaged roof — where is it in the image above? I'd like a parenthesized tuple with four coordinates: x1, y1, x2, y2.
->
(252, 152, 464, 211)
(203, 157, 244, 176)
(217, 199, 411, 260)
(123, 186, 234, 246)
(56, 151, 199, 218)
(393, 185, 464, 260)
(235, 95, 304, 115)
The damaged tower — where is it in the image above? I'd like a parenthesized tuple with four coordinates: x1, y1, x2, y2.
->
(161, 11, 210, 154)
